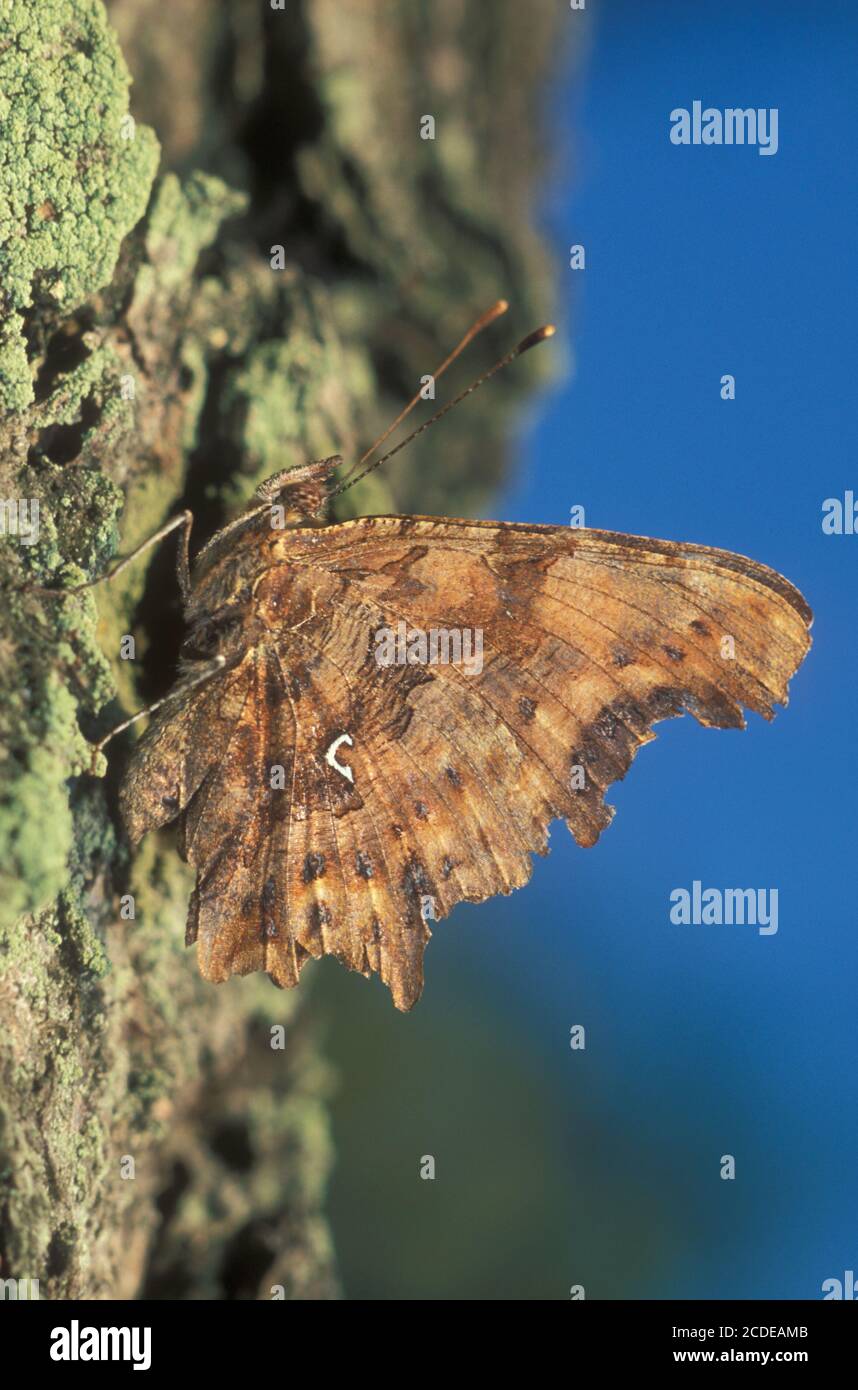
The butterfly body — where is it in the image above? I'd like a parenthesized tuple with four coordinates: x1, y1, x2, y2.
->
(120, 467, 812, 1010)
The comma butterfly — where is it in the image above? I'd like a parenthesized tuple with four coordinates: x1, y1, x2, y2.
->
(117, 307, 812, 1009)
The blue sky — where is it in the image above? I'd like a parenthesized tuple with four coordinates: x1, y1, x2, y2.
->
(323, 0, 857, 1299)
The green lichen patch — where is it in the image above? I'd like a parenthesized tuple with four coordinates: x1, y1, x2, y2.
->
(0, 0, 159, 413)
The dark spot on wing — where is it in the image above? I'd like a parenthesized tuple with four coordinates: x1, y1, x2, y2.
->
(402, 856, 435, 924)
(303, 851, 326, 882)
(355, 849, 374, 879)
(593, 709, 617, 740)
(648, 686, 686, 720)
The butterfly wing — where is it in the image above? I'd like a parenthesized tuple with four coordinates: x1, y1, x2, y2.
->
(120, 515, 811, 1009)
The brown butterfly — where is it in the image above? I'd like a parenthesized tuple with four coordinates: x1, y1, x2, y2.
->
(115, 305, 812, 1011)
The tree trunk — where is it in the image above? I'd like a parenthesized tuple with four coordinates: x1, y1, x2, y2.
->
(0, 0, 561, 1299)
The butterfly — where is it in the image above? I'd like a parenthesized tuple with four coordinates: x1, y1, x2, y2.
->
(117, 307, 812, 1010)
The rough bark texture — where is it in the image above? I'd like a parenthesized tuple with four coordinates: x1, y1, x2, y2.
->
(0, 0, 560, 1298)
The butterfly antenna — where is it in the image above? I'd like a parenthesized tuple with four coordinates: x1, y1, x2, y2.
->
(322, 323, 556, 508)
(335, 298, 511, 491)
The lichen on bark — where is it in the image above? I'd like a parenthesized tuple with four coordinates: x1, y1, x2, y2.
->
(1, 0, 560, 1298)
(0, 0, 159, 412)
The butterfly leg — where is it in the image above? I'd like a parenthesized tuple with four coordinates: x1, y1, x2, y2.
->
(18, 507, 198, 771)
(20, 509, 194, 603)
(89, 652, 226, 772)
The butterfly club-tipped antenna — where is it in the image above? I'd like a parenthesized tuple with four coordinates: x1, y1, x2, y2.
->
(319, 311, 556, 511)
(334, 298, 510, 492)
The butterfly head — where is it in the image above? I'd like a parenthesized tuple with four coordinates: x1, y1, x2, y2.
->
(190, 458, 340, 600)
(252, 455, 342, 519)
